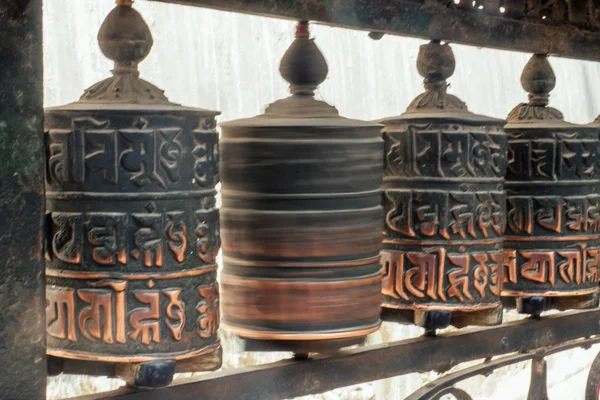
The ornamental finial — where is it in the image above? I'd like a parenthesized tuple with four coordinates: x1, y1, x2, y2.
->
(79, 2, 171, 104)
(506, 54, 565, 123)
(417, 40, 456, 92)
(404, 40, 467, 113)
(98, 1, 153, 77)
(520, 53, 556, 107)
(279, 21, 329, 96)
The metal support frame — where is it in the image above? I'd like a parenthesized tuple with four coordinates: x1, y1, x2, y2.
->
(75, 310, 600, 400)
(0, 0, 46, 398)
(149, 0, 600, 61)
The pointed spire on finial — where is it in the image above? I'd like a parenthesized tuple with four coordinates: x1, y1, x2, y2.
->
(520, 54, 555, 107)
(78, 1, 171, 104)
(405, 41, 467, 113)
(507, 53, 564, 123)
(279, 21, 328, 96)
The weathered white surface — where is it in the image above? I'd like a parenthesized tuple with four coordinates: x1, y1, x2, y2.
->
(44, 1, 600, 399)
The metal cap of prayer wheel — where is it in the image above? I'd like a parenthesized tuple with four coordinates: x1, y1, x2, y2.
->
(503, 54, 600, 313)
(379, 41, 507, 329)
(44, 1, 221, 381)
(219, 21, 384, 353)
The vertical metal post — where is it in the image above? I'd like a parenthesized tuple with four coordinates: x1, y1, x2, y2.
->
(0, 0, 46, 398)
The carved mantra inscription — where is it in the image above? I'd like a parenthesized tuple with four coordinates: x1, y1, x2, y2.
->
(49, 208, 219, 268)
(502, 247, 600, 290)
(45, 111, 221, 359)
(46, 280, 219, 346)
(507, 194, 600, 236)
(46, 117, 218, 189)
(385, 124, 506, 179)
(507, 135, 600, 181)
(385, 189, 505, 240)
(381, 250, 502, 304)
(503, 129, 600, 297)
(382, 122, 507, 312)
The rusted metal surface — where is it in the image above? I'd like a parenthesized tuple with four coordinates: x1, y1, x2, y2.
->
(0, 0, 46, 398)
(219, 21, 383, 351)
(73, 309, 600, 400)
(44, 2, 221, 379)
(379, 41, 506, 328)
(502, 54, 600, 311)
(148, 0, 600, 61)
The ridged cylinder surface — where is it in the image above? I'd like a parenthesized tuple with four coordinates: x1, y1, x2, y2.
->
(220, 118, 383, 341)
(381, 119, 507, 314)
(44, 108, 221, 362)
(503, 124, 600, 298)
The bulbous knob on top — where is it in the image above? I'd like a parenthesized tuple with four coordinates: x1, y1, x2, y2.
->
(520, 53, 556, 106)
(279, 21, 328, 96)
(78, 0, 171, 104)
(98, 0, 153, 76)
(404, 40, 467, 113)
(417, 40, 455, 90)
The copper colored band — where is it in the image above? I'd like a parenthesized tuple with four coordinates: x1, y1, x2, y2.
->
(47, 342, 220, 363)
(501, 287, 600, 297)
(382, 302, 501, 312)
(222, 273, 381, 288)
(223, 255, 380, 268)
(222, 274, 382, 326)
(46, 265, 217, 280)
(222, 322, 381, 341)
(505, 235, 600, 242)
(383, 238, 502, 246)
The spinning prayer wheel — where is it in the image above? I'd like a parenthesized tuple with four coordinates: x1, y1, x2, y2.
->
(219, 21, 384, 352)
(44, 1, 221, 380)
(380, 41, 507, 329)
(503, 54, 600, 313)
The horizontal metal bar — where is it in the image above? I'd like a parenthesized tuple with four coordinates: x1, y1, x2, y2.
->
(75, 309, 600, 400)
(146, 0, 600, 61)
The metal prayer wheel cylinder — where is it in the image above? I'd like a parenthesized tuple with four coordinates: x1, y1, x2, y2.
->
(44, 3, 221, 372)
(380, 41, 507, 328)
(503, 54, 600, 312)
(220, 22, 383, 350)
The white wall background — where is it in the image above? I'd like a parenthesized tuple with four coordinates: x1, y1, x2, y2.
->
(44, 0, 600, 398)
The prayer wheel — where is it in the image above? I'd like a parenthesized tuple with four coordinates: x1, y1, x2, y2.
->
(503, 54, 600, 313)
(219, 21, 383, 352)
(44, 2, 221, 381)
(380, 41, 507, 329)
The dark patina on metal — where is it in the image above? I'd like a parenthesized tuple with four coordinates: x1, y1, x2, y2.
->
(147, 0, 600, 62)
(0, 0, 46, 397)
(503, 54, 600, 313)
(219, 21, 383, 352)
(379, 41, 507, 329)
(44, 1, 221, 376)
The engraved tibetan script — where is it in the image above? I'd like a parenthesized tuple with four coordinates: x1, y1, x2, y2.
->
(385, 126, 506, 179)
(507, 136, 600, 180)
(381, 250, 502, 303)
(46, 118, 195, 188)
(512, 247, 600, 286)
(385, 190, 504, 239)
(507, 195, 600, 235)
(49, 209, 219, 268)
(197, 283, 219, 339)
(46, 280, 218, 346)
